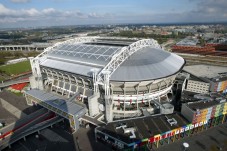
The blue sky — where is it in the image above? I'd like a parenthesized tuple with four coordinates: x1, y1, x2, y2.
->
(0, 0, 227, 28)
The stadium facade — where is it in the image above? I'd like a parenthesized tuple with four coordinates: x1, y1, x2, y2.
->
(25, 37, 185, 130)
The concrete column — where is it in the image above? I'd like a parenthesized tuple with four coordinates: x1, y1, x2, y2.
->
(66, 74, 71, 98)
(79, 77, 86, 102)
(59, 72, 65, 95)
(103, 71, 112, 122)
(123, 83, 126, 118)
(148, 82, 153, 107)
(157, 82, 162, 102)
(136, 83, 140, 110)
(73, 76, 79, 92)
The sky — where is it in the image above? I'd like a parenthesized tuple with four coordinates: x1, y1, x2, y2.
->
(0, 0, 227, 28)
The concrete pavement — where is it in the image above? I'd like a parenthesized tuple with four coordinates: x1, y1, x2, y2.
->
(0, 98, 27, 119)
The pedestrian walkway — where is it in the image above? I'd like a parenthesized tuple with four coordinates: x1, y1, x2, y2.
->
(0, 79, 29, 89)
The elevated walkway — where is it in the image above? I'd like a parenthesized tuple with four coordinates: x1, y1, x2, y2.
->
(25, 89, 87, 131)
(80, 114, 105, 126)
(0, 79, 29, 89)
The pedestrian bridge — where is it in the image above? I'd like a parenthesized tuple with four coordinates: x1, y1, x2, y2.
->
(0, 43, 52, 51)
(0, 79, 29, 89)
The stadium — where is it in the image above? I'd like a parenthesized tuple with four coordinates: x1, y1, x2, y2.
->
(25, 37, 185, 129)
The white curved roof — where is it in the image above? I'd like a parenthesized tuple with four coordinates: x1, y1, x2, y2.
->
(39, 37, 185, 81)
(110, 47, 185, 81)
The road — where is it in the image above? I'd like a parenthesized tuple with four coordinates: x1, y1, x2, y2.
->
(0, 109, 62, 150)
(0, 108, 46, 135)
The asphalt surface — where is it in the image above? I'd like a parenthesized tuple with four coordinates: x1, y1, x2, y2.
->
(0, 105, 18, 125)
(0, 110, 54, 150)
(73, 126, 111, 151)
(4, 121, 76, 151)
(0, 90, 41, 115)
(156, 124, 227, 151)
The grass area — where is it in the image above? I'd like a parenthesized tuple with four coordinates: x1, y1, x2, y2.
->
(13, 92, 24, 96)
(0, 60, 31, 76)
(0, 77, 4, 81)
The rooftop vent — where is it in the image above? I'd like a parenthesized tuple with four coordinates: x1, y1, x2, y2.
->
(166, 116, 177, 126)
(115, 123, 136, 139)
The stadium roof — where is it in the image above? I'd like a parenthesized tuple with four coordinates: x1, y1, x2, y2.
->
(40, 37, 185, 82)
(111, 47, 184, 81)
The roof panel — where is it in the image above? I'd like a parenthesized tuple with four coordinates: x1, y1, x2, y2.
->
(46, 44, 122, 66)
(110, 47, 185, 81)
(40, 59, 102, 77)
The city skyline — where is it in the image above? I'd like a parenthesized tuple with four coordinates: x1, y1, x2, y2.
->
(0, 0, 227, 28)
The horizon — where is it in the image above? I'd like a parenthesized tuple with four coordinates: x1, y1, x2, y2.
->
(1, 21, 227, 30)
(0, 0, 227, 29)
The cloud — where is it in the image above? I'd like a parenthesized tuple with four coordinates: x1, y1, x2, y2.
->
(133, 0, 227, 23)
(0, 3, 113, 27)
(185, 0, 227, 21)
(10, 0, 30, 3)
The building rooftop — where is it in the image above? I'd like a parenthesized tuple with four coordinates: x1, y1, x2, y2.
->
(187, 100, 222, 111)
(183, 65, 227, 81)
(97, 113, 188, 144)
(181, 91, 200, 102)
(176, 38, 198, 46)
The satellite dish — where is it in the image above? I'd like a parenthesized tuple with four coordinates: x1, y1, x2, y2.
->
(99, 104, 105, 111)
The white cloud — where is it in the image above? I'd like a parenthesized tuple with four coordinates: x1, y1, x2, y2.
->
(23, 8, 39, 16)
(42, 8, 56, 14)
(0, 3, 113, 27)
